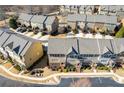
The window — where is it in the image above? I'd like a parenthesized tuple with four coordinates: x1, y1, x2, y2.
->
(50, 54, 65, 57)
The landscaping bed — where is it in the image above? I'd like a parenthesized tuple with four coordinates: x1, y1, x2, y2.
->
(3, 62, 13, 69)
(83, 69, 93, 73)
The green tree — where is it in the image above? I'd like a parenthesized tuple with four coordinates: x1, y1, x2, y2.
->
(9, 18, 18, 29)
(115, 26, 124, 38)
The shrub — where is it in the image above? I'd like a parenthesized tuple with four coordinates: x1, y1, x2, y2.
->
(115, 26, 124, 38)
(0, 53, 4, 60)
(63, 68, 68, 72)
(7, 58, 13, 63)
(58, 68, 62, 72)
(97, 66, 110, 70)
(86, 67, 91, 70)
(9, 18, 18, 29)
(121, 68, 124, 70)
(66, 66, 76, 72)
(42, 32, 47, 36)
(69, 66, 75, 72)
(81, 66, 87, 70)
(14, 65, 21, 71)
(80, 68, 84, 72)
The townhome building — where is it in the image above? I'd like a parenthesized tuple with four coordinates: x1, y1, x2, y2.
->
(100, 5, 124, 15)
(18, 13, 34, 27)
(0, 30, 11, 58)
(67, 14, 86, 31)
(86, 15, 117, 33)
(30, 15, 47, 30)
(44, 16, 58, 32)
(0, 30, 44, 69)
(60, 5, 94, 14)
(67, 14, 117, 33)
(48, 37, 124, 70)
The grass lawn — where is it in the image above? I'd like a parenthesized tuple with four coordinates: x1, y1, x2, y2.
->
(83, 69, 93, 73)
(97, 70, 109, 73)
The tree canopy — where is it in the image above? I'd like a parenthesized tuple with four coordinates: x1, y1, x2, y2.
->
(9, 18, 18, 29)
(115, 26, 124, 38)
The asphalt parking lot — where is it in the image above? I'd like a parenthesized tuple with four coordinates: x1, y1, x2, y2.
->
(0, 75, 124, 87)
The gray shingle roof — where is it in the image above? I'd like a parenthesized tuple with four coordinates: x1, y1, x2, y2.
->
(18, 13, 33, 22)
(64, 5, 70, 9)
(0, 29, 41, 56)
(67, 14, 86, 22)
(0, 13, 4, 20)
(78, 38, 99, 54)
(86, 15, 117, 24)
(48, 38, 123, 55)
(2, 34, 29, 55)
(0, 32, 10, 47)
(0, 29, 4, 35)
(98, 39, 114, 53)
(31, 15, 47, 24)
(48, 38, 78, 54)
(44, 16, 55, 25)
(113, 38, 124, 53)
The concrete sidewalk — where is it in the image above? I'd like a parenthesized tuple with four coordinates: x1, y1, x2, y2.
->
(1, 64, 124, 85)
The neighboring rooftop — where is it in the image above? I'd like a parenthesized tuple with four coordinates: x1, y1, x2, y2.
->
(18, 13, 33, 21)
(30, 15, 47, 24)
(86, 15, 117, 24)
(67, 14, 86, 22)
(67, 14, 117, 24)
(44, 16, 56, 25)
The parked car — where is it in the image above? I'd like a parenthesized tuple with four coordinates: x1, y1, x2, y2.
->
(30, 69, 44, 77)
(16, 27, 22, 32)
